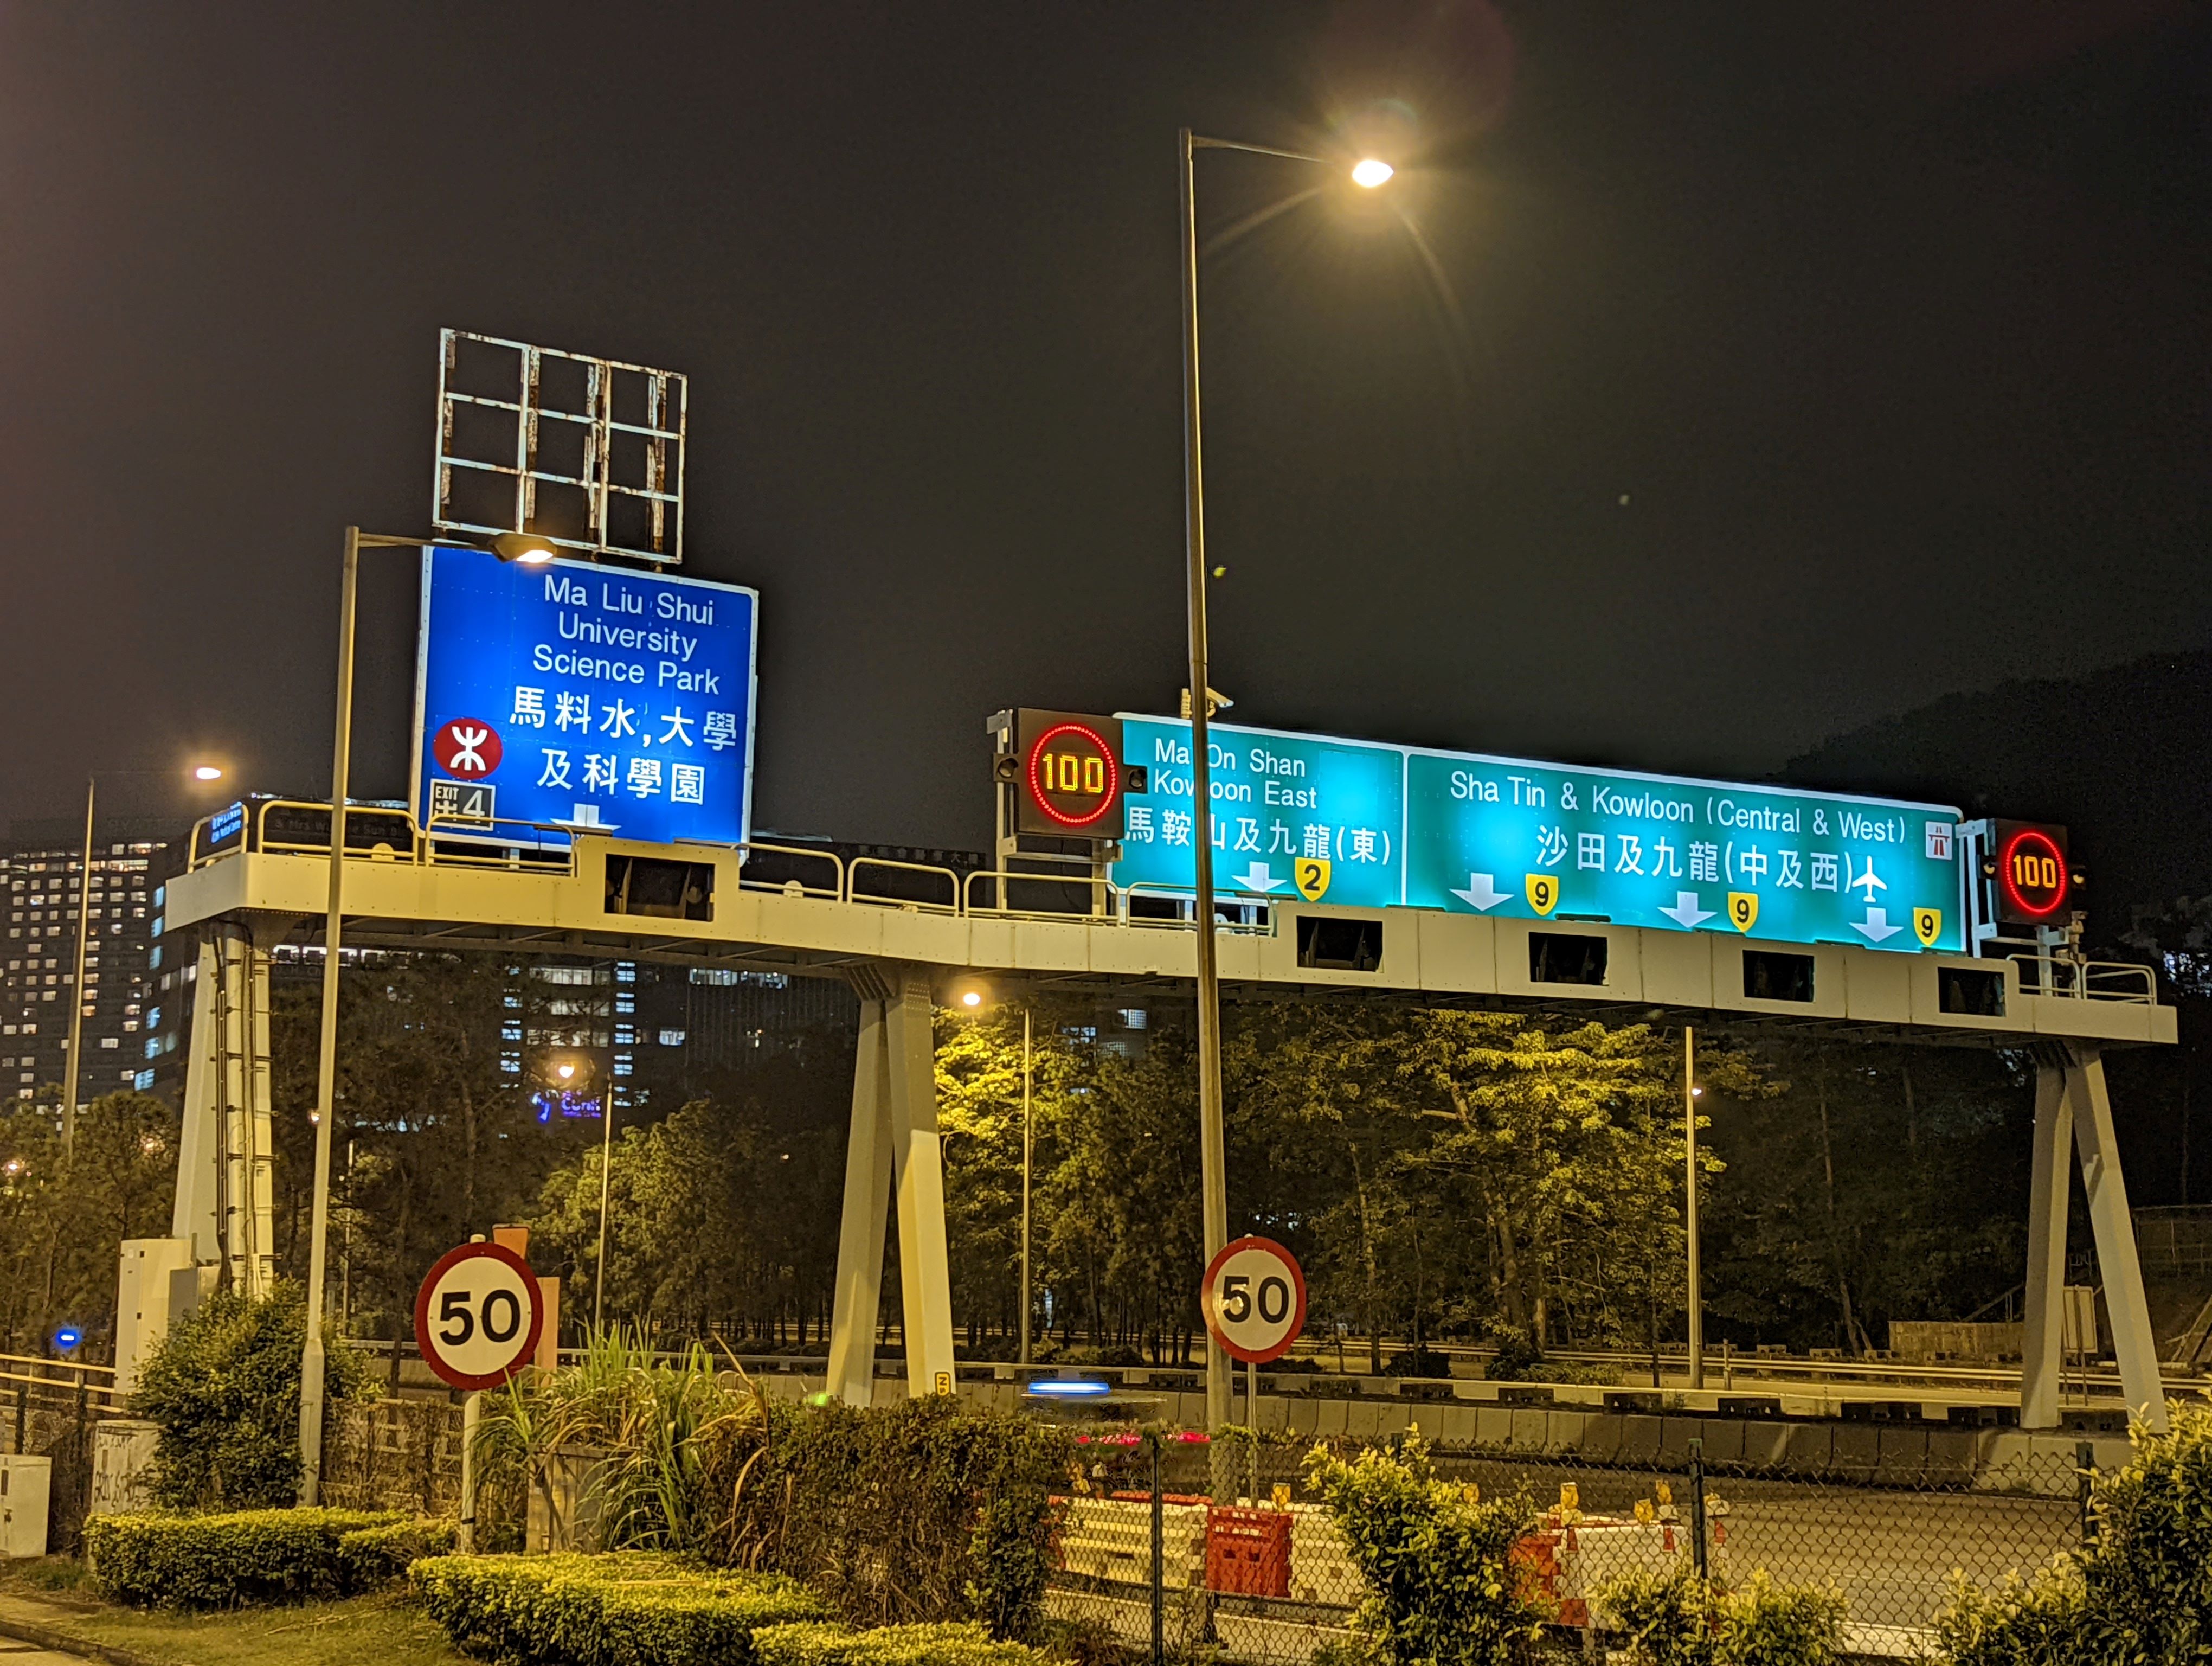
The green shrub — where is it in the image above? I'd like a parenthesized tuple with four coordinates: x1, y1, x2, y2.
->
(1603, 1566, 1848, 1665)
(411, 1552, 829, 1666)
(1935, 1562, 2100, 1666)
(1303, 1435, 1543, 1666)
(132, 1281, 375, 1509)
(82, 1507, 409, 1607)
(1938, 1404, 2212, 1663)
(735, 1395, 1072, 1638)
(475, 1337, 1071, 1639)
(750, 1619, 1049, 1666)
(336, 1516, 460, 1591)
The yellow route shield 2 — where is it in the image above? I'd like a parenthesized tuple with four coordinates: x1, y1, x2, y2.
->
(1295, 858, 1332, 902)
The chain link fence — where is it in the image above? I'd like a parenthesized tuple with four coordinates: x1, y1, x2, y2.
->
(319, 1394, 468, 1518)
(1042, 1432, 2087, 1664)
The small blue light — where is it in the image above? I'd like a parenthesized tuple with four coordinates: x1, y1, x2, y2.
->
(54, 1327, 81, 1351)
(1023, 1378, 1112, 1399)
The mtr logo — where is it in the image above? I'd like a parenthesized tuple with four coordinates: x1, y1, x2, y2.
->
(433, 717, 503, 779)
(1990, 822, 2078, 925)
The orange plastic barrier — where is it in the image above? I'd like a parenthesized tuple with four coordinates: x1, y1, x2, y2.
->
(1206, 1505, 1291, 1597)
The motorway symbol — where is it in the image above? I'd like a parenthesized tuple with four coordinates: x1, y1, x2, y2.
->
(1659, 891, 1716, 928)
(1449, 872, 1509, 911)
(1914, 907, 1943, 948)
(413, 1241, 544, 1392)
(1295, 859, 1332, 901)
(1201, 1235, 1307, 1366)
(1728, 892, 1759, 932)
(1526, 874, 1560, 915)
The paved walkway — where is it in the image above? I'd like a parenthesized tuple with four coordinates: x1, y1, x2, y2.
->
(0, 1596, 123, 1666)
(0, 1633, 96, 1665)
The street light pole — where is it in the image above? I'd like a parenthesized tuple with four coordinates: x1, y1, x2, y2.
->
(297, 527, 555, 1505)
(1020, 1006, 1033, 1365)
(60, 764, 226, 1153)
(595, 1089, 616, 1335)
(1178, 129, 1394, 1443)
(60, 778, 98, 1154)
(1177, 126, 1234, 1441)
(297, 522, 361, 1506)
(1685, 1027, 1703, 1390)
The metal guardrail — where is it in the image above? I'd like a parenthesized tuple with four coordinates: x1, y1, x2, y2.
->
(184, 802, 2175, 989)
(2005, 952, 2157, 1005)
(1, 1353, 126, 1414)
(187, 801, 1279, 937)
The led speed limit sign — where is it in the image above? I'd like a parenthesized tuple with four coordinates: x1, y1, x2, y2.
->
(1200, 1235, 1307, 1364)
(413, 1241, 544, 1391)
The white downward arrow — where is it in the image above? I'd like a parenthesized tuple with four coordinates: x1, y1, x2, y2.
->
(1853, 907, 1903, 943)
(1449, 872, 1509, 911)
(1658, 891, 1716, 928)
(1229, 862, 1285, 894)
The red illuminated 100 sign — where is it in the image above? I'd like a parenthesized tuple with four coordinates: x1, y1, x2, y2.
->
(1998, 826, 2069, 921)
(1026, 723, 1118, 829)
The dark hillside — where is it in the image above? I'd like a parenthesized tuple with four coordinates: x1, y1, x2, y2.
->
(1786, 650, 2212, 940)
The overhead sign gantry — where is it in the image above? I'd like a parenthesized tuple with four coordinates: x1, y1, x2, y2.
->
(139, 334, 2176, 1451)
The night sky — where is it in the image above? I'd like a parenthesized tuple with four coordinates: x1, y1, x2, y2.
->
(3, 2, 2208, 849)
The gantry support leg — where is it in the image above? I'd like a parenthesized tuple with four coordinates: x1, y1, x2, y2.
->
(826, 965, 956, 1404)
(2020, 1063, 2072, 1431)
(886, 972, 957, 1398)
(827, 998, 894, 1406)
(2070, 1047, 2166, 1431)
(2021, 1042, 2168, 1433)
(172, 920, 280, 1299)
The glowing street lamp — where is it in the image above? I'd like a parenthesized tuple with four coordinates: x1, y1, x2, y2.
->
(61, 761, 229, 1150)
(1351, 158, 1394, 188)
(490, 531, 558, 565)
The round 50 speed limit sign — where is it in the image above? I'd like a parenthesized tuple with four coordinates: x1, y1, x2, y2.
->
(1201, 1235, 1307, 1364)
(414, 1241, 544, 1391)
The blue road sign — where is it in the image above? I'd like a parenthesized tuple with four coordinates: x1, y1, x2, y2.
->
(1108, 716, 1965, 953)
(1402, 751, 1964, 952)
(413, 547, 758, 846)
(1113, 716, 1404, 908)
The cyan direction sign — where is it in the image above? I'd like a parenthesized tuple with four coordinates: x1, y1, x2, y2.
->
(1111, 716, 1404, 908)
(1108, 714, 1965, 953)
(1403, 752, 1964, 953)
(413, 546, 758, 847)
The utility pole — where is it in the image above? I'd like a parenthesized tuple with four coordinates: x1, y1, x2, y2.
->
(1686, 1027, 1704, 1390)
